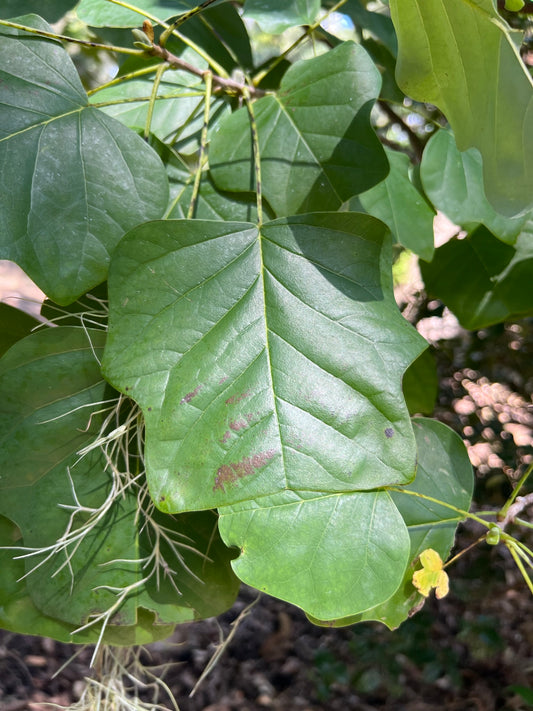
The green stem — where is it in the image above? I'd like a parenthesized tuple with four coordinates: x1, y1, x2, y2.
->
(252, 0, 349, 86)
(87, 65, 161, 96)
(508, 541, 533, 595)
(387, 487, 491, 528)
(0, 18, 142, 56)
(499, 461, 533, 519)
(90, 92, 204, 109)
(144, 62, 169, 140)
(244, 90, 263, 226)
(188, 71, 213, 219)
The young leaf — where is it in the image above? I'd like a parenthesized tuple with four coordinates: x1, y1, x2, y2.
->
(209, 41, 389, 216)
(390, 0, 533, 217)
(0, 16, 169, 304)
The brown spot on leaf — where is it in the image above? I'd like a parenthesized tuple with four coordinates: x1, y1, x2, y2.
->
(213, 449, 277, 493)
(225, 390, 251, 405)
(385, 427, 394, 438)
(220, 430, 232, 444)
(180, 384, 203, 404)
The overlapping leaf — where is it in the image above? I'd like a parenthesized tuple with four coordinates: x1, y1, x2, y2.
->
(219, 488, 411, 620)
(354, 148, 435, 261)
(421, 222, 533, 329)
(0, 16, 168, 304)
(209, 41, 389, 216)
(308, 418, 473, 627)
(421, 131, 528, 244)
(102, 212, 426, 516)
(0, 327, 238, 640)
(390, 0, 533, 217)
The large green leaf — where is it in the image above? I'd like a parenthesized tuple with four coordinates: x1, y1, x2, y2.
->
(102, 213, 426, 515)
(243, 0, 321, 33)
(354, 148, 435, 261)
(0, 17, 168, 305)
(0, 327, 238, 639)
(421, 131, 528, 244)
(219, 489, 411, 620)
(421, 222, 533, 329)
(77, 0, 226, 27)
(0, 1, 73, 20)
(390, 0, 533, 217)
(309, 418, 474, 628)
(209, 41, 389, 216)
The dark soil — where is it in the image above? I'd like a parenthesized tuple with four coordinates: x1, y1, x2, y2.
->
(1, 307, 533, 711)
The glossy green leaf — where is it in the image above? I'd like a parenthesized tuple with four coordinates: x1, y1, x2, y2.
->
(0, 17, 169, 305)
(209, 41, 389, 216)
(243, 0, 320, 33)
(421, 223, 533, 329)
(0, 1, 73, 20)
(102, 213, 426, 515)
(77, 0, 226, 27)
(0, 327, 238, 638)
(390, 0, 533, 217)
(219, 489, 411, 620)
(354, 148, 435, 261)
(310, 418, 473, 628)
(421, 131, 528, 244)
(403, 349, 438, 416)
(0, 303, 39, 357)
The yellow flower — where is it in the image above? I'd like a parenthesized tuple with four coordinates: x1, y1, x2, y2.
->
(412, 548, 449, 599)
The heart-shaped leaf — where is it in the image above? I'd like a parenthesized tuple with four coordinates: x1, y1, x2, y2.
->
(209, 41, 389, 216)
(102, 213, 426, 515)
(0, 16, 169, 304)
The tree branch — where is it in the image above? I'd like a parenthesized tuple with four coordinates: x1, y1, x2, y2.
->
(148, 44, 266, 98)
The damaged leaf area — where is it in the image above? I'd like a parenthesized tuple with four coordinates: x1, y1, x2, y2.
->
(102, 212, 426, 514)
